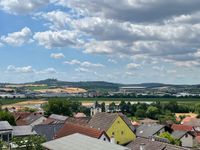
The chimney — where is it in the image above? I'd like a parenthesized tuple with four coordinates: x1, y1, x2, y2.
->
(140, 143, 145, 150)
(110, 136, 115, 144)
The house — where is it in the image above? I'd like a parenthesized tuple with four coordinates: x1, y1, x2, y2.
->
(12, 125, 37, 137)
(139, 118, 159, 124)
(136, 124, 166, 138)
(74, 112, 86, 118)
(90, 103, 102, 116)
(65, 117, 91, 126)
(171, 131, 195, 147)
(42, 133, 130, 150)
(55, 123, 110, 142)
(33, 123, 64, 141)
(171, 124, 194, 132)
(127, 137, 191, 150)
(88, 112, 136, 145)
(182, 118, 200, 131)
(42, 114, 68, 124)
(13, 112, 46, 126)
(0, 121, 13, 142)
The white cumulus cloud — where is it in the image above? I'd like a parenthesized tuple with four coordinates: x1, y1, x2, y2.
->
(50, 53, 65, 59)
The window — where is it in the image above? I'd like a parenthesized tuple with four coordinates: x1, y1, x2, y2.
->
(121, 131, 124, 135)
(185, 134, 188, 138)
(117, 141, 119, 144)
(103, 138, 106, 141)
(112, 132, 115, 136)
(117, 121, 120, 124)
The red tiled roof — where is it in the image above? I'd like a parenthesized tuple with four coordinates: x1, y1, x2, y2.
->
(55, 123, 109, 140)
(171, 124, 193, 131)
(181, 117, 196, 124)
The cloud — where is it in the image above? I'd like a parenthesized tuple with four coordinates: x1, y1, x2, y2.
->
(75, 67, 90, 73)
(50, 53, 65, 59)
(0, 0, 50, 15)
(34, 10, 71, 30)
(33, 30, 82, 49)
(7, 65, 34, 73)
(6, 65, 57, 74)
(126, 63, 141, 70)
(64, 59, 104, 67)
(1, 27, 32, 46)
(108, 59, 117, 64)
(57, 0, 200, 22)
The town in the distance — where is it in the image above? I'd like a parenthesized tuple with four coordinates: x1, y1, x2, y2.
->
(0, 79, 200, 150)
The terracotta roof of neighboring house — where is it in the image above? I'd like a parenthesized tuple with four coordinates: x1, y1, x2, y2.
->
(131, 121, 140, 126)
(74, 112, 86, 118)
(88, 112, 135, 132)
(183, 118, 200, 127)
(65, 117, 91, 126)
(56, 123, 109, 140)
(136, 124, 165, 138)
(33, 123, 64, 141)
(127, 137, 191, 150)
(181, 117, 196, 124)
(171, 124, 193, 131)
(13, 112, 45, 126)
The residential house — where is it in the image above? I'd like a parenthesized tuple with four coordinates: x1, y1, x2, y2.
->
(171, 124, 194, 132)
(183, 118, 200, 131)
(172, 131, 194, 147)
(0, 121, 13, 142)
(12, 125, 37, 137)
(42, 133, 130, 150)
(90, 103, 102, 116)
(65, 117, 91, 126)
(136, 124, 166, 138)
(33, 123, 64, 141)
(42, 114, 68, 124)
(55, 123, 110, 142)
(13, 112, 46, 126)
(88, 112, 136, 145)
(139, 118, 159, 124)
(127, 137, 191, 150)
(74, 112, 86, 118)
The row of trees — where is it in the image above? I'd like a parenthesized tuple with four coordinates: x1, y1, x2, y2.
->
(43, 100, 90, 116)
(95, 100, 200, 124)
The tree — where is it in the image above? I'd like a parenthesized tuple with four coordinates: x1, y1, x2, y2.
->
(12, 135, 46, 150)
(109, 102, 116, 112)
(119, 101, 127, 113)
(100, 102, 106, 112)
(146, 106, 159, 119)
(0, 110, 16, 125)
(159, 132, 181, 145)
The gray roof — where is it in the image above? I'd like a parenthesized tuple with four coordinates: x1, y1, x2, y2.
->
(127, 137, 191, 150)
(89, 112, 118, 131)
(136, 124, 165, 138)
(33, 123, 64, 141)
(42, 133, 130, 150)
(49, 114, 68, 121)
(0, 121, 13, 131)
(24, 113, 44, 124)
(12, 126, 37, 136)
(171, 131, 188, 140)
(89, 112, 135, 132)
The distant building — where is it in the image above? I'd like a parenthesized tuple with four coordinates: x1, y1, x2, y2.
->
(42, 114, 68, 124)
(119, 86, 146, 94)
(90, 102, 102, 116)
(12, 125, 37, 137)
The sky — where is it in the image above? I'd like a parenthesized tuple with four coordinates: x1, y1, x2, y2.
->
(0, 0, 200, 84)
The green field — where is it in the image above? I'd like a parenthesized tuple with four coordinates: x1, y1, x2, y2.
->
(1, 97, 200, 105)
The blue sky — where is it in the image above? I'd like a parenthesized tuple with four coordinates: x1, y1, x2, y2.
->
(1, 0, 200, 84)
